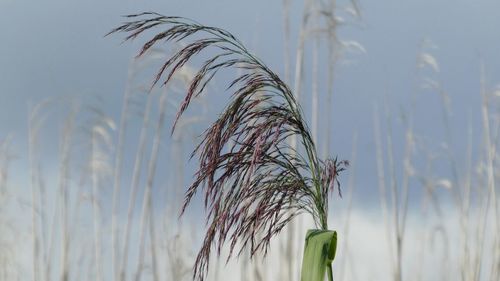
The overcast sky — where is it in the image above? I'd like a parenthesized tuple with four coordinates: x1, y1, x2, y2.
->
(2, 0, 500, 204)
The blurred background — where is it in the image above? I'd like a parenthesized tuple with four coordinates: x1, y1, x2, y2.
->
(1, 0, 499, 280)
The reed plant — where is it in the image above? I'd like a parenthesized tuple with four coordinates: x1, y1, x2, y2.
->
(0, 136, 17, 280)
(109, 12, 348, 281)
(372, 37, 500, 281)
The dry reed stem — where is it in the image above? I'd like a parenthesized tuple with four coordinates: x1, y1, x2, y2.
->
(28, 103, 41, 281)
(91, 127, 103, 281)
(58, 105, 77, 281)
(120, 76, 154, 281)
(111, 58, 136, 281)
(134, 88, 168, 281)
(338, 132, 357, 281)
(373, 105, 396, 275)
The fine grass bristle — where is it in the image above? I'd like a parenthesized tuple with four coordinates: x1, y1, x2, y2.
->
(109, 12, 347, 281)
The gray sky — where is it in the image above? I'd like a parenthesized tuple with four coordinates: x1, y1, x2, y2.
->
(2, 0, 500, 206)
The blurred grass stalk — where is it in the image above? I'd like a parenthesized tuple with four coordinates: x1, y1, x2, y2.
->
(480, 64, 499, 281)
(285, 1, 361, 280)
(0, 136, 16, 280)
(373, 41, 500, 281)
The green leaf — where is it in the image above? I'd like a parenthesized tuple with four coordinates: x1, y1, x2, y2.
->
(300, 229, 338, 281)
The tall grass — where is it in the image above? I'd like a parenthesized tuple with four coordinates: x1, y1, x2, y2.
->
(109, 12, 348, 281)
(0, 136, 16, 280)
(372, 39, 500, 281)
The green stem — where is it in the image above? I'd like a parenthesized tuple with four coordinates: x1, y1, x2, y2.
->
(327, 264, 333, 281)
